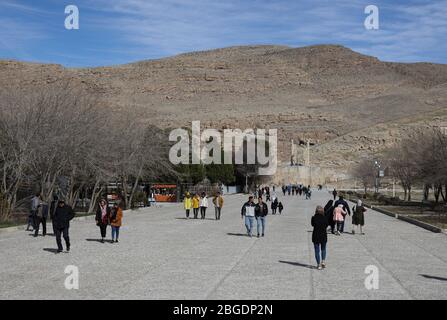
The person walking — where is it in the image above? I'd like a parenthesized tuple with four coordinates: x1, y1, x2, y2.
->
(34, 198, 48, 237)
(278, 202, 284, 214)
(334, 196, 351, 233)
(49, 195, 59, 235)
(110, 203, 123, 243)
(271, 197, 278, 215)
(255, 197, 268, 237)
(241, 196, 256, 237)
(53, 200, 75, 253)
(28, 193, 41, 232)
(332, 189, 338, 200)
(324, 200, 335, 234)
(95, 199, 111, 243)
(333, 204, 347, 235)
(199, 192, 208, 219)
(352, 199, 367, 235)
(212, 192, 224, 220)
(192, 193, 200, 219)
(311, 206, 329, 269)
(183, 192, 192, 219)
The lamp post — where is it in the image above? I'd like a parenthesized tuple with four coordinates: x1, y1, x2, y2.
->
(374, 160, 381, 193)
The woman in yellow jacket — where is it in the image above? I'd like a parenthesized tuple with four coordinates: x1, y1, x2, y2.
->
(110, 203, 123, 243)
(192, 193, 200, 219)
(184, 192, 192, 219)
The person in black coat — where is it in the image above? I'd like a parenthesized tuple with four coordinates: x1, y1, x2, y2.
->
(49, 195, 59, 235)
(271, 198, 278, 214)
(255, 197, 268, 238)
(324, 200, 335, 234)
(96, 199, 111, 243)
(53, 200, 75, 253)
(334, 196, 351, 233)
(311, 206, 328, 270)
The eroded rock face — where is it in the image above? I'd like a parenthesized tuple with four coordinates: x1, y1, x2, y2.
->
(1, 45, 447, 178)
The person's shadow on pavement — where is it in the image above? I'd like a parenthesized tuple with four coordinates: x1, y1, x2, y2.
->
(420, 274, 447, 281)
(279, 260, 316, 269)
(227, 232, 249, 237)
(43, 248, 60, 254)
(85, 238, 114, 243)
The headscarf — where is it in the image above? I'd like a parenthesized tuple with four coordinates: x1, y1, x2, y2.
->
(357, 199, 363, 207)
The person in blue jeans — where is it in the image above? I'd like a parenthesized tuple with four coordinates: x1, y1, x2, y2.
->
(241, 196, 256, 237)
(255, 197, 268, 237)
(311, 205, 329, 270)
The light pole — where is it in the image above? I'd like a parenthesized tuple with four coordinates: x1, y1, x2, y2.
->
(374, 160, 381, 193)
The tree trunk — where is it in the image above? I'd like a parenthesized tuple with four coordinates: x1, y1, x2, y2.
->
(128, 166, 143, 210)
(88, 179, 103, 213)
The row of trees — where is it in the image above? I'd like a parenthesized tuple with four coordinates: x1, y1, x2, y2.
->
(0, 83, 176, 221)
(0, 83, 268, 221)
(352, 128, 447, 202)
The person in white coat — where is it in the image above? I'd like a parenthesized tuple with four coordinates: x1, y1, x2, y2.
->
(199, 192, 208, 219)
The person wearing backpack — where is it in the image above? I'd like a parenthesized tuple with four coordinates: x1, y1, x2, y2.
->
(110, 203, 123, 243)
(53, 200, 75, 253)
(95, 199, 111, 243)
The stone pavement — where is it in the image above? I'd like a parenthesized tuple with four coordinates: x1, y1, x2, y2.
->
(1, 190, 447, 300)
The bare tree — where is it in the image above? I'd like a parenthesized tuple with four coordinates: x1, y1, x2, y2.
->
(352, 159, 376, 194)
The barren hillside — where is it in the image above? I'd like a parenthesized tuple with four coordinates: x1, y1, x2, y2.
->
(1, 45, 446, 176)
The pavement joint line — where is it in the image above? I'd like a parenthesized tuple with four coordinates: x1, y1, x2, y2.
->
(204, 237, 258, 299)
(348, 228, 416, 299)
(204, 211, 281, 300)
(348, 200, 447, 266)
(376, 218, 447, 266)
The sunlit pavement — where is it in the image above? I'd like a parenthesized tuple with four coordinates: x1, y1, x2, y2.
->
(1, 190, 447, 299)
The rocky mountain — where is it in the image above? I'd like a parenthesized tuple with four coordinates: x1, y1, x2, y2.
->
(1, 45, 446, 179)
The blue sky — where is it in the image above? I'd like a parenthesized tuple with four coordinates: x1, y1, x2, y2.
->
(0, 0, 446, 67)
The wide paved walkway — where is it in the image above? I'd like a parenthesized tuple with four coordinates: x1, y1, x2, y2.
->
(1, 190, 447, 299)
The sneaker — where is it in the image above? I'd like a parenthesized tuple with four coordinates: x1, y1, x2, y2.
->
(111, 240, 115, 243)
(101, 239, 104, 243)
(57, 249, 63, 254)
(317, 265, 322, 270)
(66, 246, 70, 252)
(257, 234, 260, 238)
(115, 239, 119, 243)
(262, 234, 264, 237)
(321, 262, 326, 269)
(352, 230, 355, 235)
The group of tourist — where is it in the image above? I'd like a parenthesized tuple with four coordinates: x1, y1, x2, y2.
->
(240, 194, 285, 238)
(183, 191, 224, 220)
(95, 199, 124, 243)
(28, 193, 76, 253)
(281, 184, 312, 199)
(311, 194, 368, 270)
(28, 192, 124, 253)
